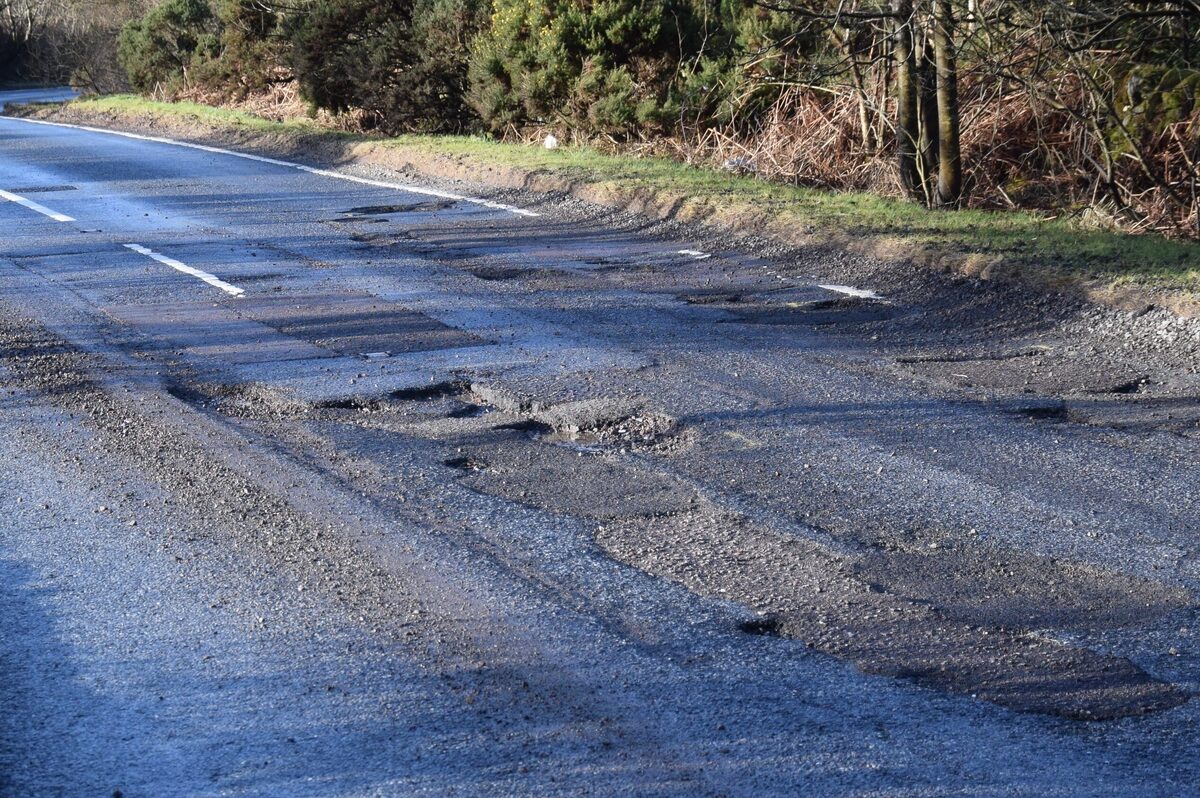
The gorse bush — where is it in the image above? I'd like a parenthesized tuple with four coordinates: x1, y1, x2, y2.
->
(117, 0, 214, 93)
(288, 0, 486, 133)
(467, 0, 703, 135)
(195, 0, 287, 97)
(117, 0, 482, 131)
(117, 0, 281, 96)
(464, 0, 818, 136)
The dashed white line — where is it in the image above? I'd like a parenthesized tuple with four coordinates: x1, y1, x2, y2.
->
(8, 116, 539, 217)
(818, 283, 882, 300)
(123, 243, 245, 297)
(0, 188, 74, 222)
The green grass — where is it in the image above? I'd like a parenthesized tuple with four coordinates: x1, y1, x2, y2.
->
(47, 95, 1200, 293)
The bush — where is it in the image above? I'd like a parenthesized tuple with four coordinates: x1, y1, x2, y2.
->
(117, 0, 215, 94)
(465, 0, 811, 138)
(467, 0, 701, 136)
(191, 0, 288, 97)
(287, 0, 486, 133)
(117, 0, 287, 98)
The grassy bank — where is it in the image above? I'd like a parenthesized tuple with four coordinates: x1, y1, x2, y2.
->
(20, 94, 1200, 301)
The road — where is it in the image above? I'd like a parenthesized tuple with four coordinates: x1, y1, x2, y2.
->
(0, 88, 1197, 796)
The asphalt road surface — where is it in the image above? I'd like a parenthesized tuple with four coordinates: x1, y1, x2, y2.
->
(1, 88, 1198, 796)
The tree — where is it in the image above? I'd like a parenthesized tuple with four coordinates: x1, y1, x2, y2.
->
(932, 0, 960, 206)
(753, 0, 964, 208)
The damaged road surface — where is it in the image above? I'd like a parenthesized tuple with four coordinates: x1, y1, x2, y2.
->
(2, 90, 1200, 796)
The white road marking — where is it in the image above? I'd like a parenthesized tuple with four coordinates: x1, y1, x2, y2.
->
(0, 188, 74, 222)
(8, 116, 540, 218)
(123, 243, 245, 297)
(679, 249, 712, 260)
(818, 283, 882, 300)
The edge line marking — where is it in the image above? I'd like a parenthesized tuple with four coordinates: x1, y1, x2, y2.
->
(7, 116, 539, 217)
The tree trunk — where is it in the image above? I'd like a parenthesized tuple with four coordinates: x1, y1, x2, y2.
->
(849, 54, 875, 151)
(892, 0, 922, 200)
(918, 35, 939, 205)
(933, 0, 962, 207)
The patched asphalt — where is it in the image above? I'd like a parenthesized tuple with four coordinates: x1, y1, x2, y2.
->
(2, 89, 1200, 795)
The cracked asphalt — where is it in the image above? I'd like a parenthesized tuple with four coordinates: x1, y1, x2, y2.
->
(2, 88, 1199, 796)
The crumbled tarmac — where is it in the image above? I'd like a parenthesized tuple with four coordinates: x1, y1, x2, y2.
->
(596, 511, 1188, 719)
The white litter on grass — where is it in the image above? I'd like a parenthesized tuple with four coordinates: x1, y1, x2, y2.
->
(7, 115, 540, 217)
(123, 243, 245, 297)
(818, 283, 882, 300)
(543, 134, 559, 150)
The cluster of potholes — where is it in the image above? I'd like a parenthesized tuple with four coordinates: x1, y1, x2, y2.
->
(171, 378, 685, 455)
(895, 348, 1200, 436)
(164, 372, 1196, 721)
(319, 202, 1198, 442)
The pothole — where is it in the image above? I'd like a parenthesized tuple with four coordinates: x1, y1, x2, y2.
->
(444, 455, 488, 472)
(468, 387, 685, 453)
(901, 350, 1150, 397)
(166, 380, 309, 420)
(467, 265, 537, 281)
(345, 200, 457, 215)
(493, 419, 555, 435)
(724, 296, 897, 327)
(328, 216, 387, 225)
(392, 381, 467, 402)
(1007, 401, 1070, 422)
(1106, 376, 1150, 395)
(446, 402, 491, 419)
(738, 614, 785, 636)
(313, 396, 378, 411)
(453, 438, 698, 519)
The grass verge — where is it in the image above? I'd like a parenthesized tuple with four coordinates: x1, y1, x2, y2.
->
(13, 94, 1200, 309)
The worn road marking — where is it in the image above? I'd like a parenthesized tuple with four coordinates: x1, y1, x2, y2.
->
(0, 188, 74, 222)
(123, 243, 245, 297)
(818, 284, 882, 300)
(8, 116, 539, 218)
(679, 249, 712, 260)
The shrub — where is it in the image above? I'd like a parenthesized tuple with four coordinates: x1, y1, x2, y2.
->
(465, 0, 812, 138)
(287, 0, 486, 133)
(467, 0, 703, 136)
(191, 0, 288, 97)
(117, 0, 215, 94)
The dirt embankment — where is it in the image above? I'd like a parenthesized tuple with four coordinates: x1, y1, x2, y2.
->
(10, 99, 1200, 318)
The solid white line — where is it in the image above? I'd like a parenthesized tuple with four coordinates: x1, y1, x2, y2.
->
(818, 283, 882, 300)
(7, 115, 539, 217)
(0, 188, 74, 222)
(124, 243, 245, 297)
